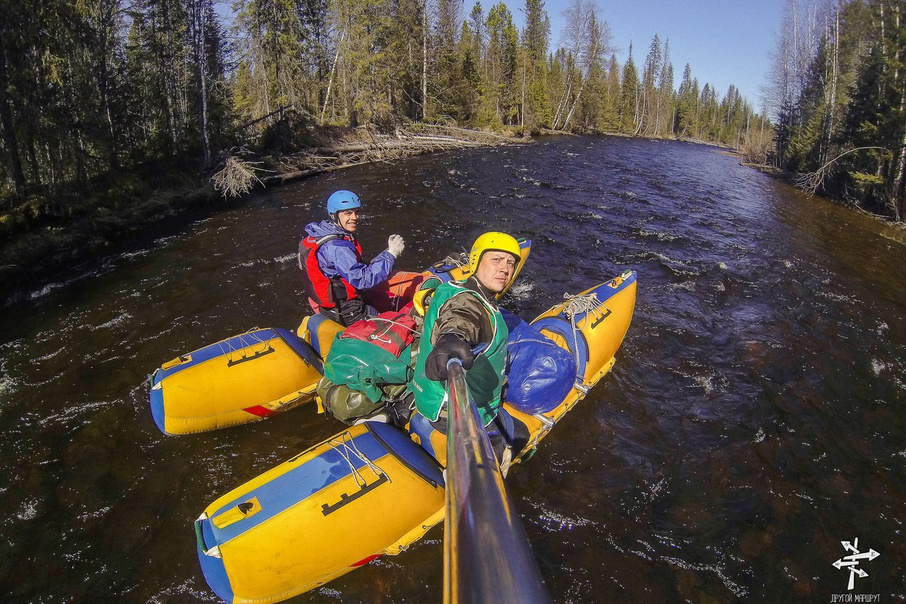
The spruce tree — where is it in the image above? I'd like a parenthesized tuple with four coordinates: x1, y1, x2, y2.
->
(618, 45, 640, 134)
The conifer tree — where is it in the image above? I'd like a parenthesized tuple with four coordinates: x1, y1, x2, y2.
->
(599, 54, 621, 132)
(656, 40, 674, 137)
(618, 45, 640, 134)
(639, 34, 661, 136)
(456, 19, 481, 122)
(482, 2, 519, 127)
(698, 83, 717, 140)
(385, 0, 425, 121)
(546, 50, 565, 130)
(838, 0, 906, 217)
(675, 64, 696, 137)
(577, 42, 606, 131)
(520, 0, 551, 131)
(432, 0, 465, 120)
(187, 0, 229, 166)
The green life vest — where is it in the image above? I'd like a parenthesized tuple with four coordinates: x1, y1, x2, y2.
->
(409, 280, 509, 426)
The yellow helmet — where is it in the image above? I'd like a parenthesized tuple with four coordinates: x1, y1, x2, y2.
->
(468, 232, 522, 275)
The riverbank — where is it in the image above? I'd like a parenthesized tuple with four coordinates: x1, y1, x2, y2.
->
(0, 124, 525, 308)
(8, 125, 898, 310)
(742, 161, 906, 246)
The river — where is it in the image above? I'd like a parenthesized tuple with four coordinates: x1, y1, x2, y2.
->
(1, 136, 904, 602)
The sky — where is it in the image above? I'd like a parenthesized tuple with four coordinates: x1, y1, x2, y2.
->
(511, 0, 787, 109)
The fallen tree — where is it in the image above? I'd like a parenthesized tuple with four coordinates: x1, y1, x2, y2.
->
(213, 125, 526, 196)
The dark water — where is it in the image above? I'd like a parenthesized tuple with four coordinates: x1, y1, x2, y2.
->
(1, 137, 904, 603)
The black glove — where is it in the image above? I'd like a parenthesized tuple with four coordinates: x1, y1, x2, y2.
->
(425, 334, 475, 381)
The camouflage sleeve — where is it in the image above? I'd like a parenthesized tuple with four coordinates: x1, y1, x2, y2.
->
(431, 291, 494, 348)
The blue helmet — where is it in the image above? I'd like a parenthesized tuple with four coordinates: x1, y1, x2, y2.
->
(327, 190, 362, 215)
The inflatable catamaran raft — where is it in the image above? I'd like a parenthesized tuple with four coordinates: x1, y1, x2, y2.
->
(149, 240, 531, 435)
(149, 239, 637, 603)
(192, 273, 636, 603)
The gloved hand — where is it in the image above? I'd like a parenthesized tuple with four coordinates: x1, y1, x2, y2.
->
(388, 234, 405, 257)
(425, 334, 474, 381)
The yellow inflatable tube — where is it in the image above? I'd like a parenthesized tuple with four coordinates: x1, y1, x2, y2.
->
(195, 422, 446, 603)
(150, 328, 323, 435)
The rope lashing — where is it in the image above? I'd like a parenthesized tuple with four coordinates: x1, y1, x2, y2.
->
(218, 326, 270, 363)
(327, 431, 390, 488)
(441, 254, 467, 270)
(562, 292, 605, 321)
(368, 316, 418, 345)
(560, 292, 608, 385)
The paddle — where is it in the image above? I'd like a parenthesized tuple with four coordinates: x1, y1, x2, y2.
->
(442, 357, 551, 604)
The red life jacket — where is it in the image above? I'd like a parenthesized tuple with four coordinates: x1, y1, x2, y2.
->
(299, 234, 363, 309)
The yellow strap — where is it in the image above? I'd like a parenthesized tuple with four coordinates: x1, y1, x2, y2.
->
(260, 383, 318, 411)
(412, 288, 432, 316)
(212, 497, 262, 529)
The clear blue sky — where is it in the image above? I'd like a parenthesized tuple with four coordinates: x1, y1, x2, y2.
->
(510, 0, 785, 110)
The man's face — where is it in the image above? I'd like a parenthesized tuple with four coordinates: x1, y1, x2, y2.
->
(475, 251, 517, 294)
(336, 209, 359, 232)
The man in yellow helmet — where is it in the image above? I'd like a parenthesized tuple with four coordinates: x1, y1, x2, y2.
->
(408, 232, 528, 464)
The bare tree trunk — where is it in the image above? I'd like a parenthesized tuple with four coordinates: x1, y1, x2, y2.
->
(891, 8, 906, 221)
(653, 91, 661, 136)
(192, 0, 211, 167)
(893, 129, 906, 221)
(0, 41, 26, 192)
(637, 87, 647, 135)
(562, 80, 585, 130)
(321, 31, 345, 125)
(270, 1, 283, 107)
(633, 84, 643, 136)
(553, 74, 572, 129)
(164, 1, 178, 148)
(96, 0, 119, 170)
(521, 58, 526, 129)
(422, 4, 428, 121)
(824, 9, 840, 167)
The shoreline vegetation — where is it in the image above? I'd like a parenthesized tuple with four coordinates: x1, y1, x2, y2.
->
(5, 0, 906, 306)
(0, 124, 528, 307)
(2, 0, 780, 309)
(3, 121, 901, 310)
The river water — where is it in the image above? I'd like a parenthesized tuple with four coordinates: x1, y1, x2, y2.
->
(1, 137, 904, 603)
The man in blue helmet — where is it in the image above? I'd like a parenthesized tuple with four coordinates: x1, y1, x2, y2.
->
(299, 190, 405, 326)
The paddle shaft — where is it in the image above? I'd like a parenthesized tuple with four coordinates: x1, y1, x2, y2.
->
(442, 358, 551, 604)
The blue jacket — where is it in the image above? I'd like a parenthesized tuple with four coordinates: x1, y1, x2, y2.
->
(303, 220, 396, 290)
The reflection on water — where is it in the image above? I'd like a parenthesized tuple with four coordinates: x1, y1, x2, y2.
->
(1, 136, 904, 602)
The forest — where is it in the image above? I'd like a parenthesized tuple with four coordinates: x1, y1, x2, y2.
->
(767, 0, 906, 222)
(1, 0, 904, 277)
(0, 0, 770, 227)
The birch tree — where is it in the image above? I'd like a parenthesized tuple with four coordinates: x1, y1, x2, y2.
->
(553, 0, 612, 131)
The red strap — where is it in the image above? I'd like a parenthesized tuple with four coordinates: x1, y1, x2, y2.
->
(243, 405, 277, 418)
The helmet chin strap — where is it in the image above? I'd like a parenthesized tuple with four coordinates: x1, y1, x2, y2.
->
(332, 213, 355, 234)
